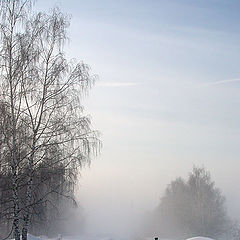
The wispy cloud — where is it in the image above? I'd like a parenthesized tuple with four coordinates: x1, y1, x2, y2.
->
(96, 82, 141, 87)
(200, 78, 240, 87)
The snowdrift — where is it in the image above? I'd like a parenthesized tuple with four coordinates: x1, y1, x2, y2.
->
(186, 237, 215, 240)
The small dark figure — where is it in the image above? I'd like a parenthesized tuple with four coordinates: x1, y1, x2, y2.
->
(154, 237, 158, 240)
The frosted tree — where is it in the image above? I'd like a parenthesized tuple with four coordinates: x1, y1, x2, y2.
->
(153, 167, 228, 239)
(0, 1, 100, 239)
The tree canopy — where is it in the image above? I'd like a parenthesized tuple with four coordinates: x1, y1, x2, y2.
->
(150, 167, 229, 239)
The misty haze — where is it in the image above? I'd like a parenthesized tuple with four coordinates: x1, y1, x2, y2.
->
(0, 1, 240, 240)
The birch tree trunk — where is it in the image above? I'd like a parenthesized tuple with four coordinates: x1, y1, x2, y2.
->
(0, 2, 100, 239)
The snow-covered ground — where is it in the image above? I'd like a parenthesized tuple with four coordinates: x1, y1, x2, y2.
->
(27, 234, 215, 240)
(28, 234, 116, 240)
(186, 237, 215, 240)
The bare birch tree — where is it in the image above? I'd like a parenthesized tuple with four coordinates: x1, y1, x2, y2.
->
(0, 1, 100, 239)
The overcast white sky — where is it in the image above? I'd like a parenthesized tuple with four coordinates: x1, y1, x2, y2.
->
(37, 0, 240, 238)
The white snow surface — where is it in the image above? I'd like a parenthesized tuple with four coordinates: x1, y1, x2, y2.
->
(27, 234, 116, 240)
(186, 237, 215, 240)
(26, 234, 215, 240)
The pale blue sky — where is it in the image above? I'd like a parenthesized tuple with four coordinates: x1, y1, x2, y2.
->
(37, 1, 240, 238)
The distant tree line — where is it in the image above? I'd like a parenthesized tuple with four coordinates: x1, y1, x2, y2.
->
(143, 166, 240, 240)
(0, 0, 100, 239)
